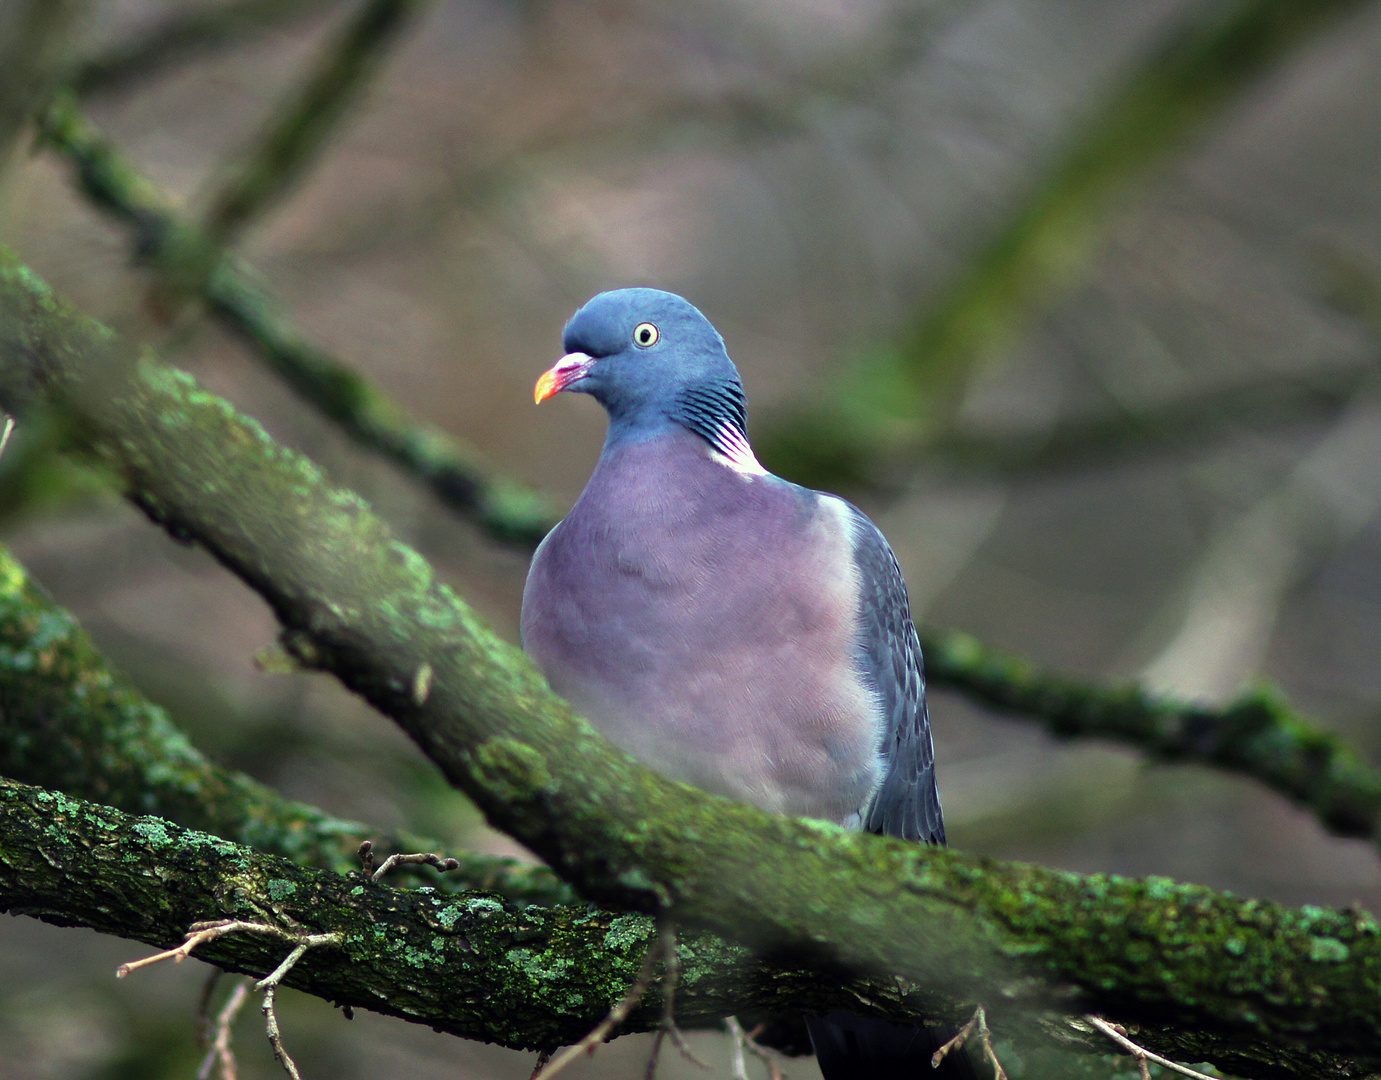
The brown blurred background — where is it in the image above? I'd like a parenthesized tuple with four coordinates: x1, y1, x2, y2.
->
(3, 0, 1381, 1076)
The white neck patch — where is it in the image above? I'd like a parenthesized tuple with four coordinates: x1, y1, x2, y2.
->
(710, 423, 768, 476)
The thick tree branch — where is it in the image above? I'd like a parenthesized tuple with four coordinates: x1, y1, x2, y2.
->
(36, 94, 555, 548)
(0, 776, 890, 1050)
(5, 252, 1381, 1078)
(0, 539, 570, 904)
(923, 630, 1381, 843)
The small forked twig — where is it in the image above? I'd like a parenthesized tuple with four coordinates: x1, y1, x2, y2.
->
(529, 932, 665, 1080)
(531, 923, 707, 1080)
(117, 919, 287, 977)
(645, 924, 710, 1079)
(198, 978, 251, 1080)
(932, 1005, 1005, 1080)
(118, 919, 341, 1080)
(725, 1016, 784, 1080)
(1084, 1015, 1236, 1080)
(357, 838, 460, 882)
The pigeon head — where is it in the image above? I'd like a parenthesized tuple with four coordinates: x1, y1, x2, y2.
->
(535, 289, 759, 469)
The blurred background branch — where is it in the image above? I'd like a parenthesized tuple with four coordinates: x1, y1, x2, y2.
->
(68, 0, 347, 99)
(925, 628, 1381, 842)
(37, 92, 557, 546)
(757, 0, 1375, 490)
(199, 0, 429, 249)
(0, 0, 86, 167)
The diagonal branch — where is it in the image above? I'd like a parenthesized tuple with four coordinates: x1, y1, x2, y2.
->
(4, 249, 1381, 1079)
(922, 628, 1381, 842)
(0, 776, 931, 1052)
(756, 0, 1376, 489)
(0, 538, 570, 904)
(36, 93, 555, 548)
(200, 0, 430, 248)
(924, 364, 1376, 478)
(68, 0, 346, 99)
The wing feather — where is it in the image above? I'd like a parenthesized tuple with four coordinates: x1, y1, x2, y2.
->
(844, 504, 945, 845)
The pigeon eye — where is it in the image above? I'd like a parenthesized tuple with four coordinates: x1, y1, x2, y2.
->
(633, 322, 659, 348)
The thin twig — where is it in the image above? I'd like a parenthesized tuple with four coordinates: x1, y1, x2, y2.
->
(198, 979, 251, 1080)
(261, 983, 301, 1080)
(0, 415, 14, 461)
(725, 1017, 783, 1080)
(650, 924, 709, 1075)
(119, 920, 341, 1080)
(932, 1005, 1004, 1079)
(117, 919, 288, 977)
(530, 928, 672, 1080)
(201, 0, 428, 247)
(1085, 1015, 1237, 1080)
(357, 838, 459, 881)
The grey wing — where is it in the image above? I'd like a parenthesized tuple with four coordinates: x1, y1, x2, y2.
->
(846, 504, 945, 846)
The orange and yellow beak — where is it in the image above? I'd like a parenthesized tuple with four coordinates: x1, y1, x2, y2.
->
(534, 352, 595, 403)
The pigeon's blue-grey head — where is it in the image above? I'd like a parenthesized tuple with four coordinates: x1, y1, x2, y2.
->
(535, 289, 757, 466)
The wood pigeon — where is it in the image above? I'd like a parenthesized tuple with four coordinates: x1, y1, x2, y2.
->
(521, 288, 974, 1079)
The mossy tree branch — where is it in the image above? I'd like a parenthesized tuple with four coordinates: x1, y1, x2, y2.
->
(0, 540, 571, 904)
(6, 253, 1381, 1078)
(0, 776, 906, 1052)
(37, 92, 555, 548)
(923, 630, 1381, 843)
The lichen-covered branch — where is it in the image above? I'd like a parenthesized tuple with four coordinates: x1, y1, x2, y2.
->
(757, 0, 1374, 489)
(0, 777, 890, 1051)
(0, 539, 570, 904)
(922, 628, 1381, 843)
(36, 93, 555, 548)
(201, 0, 428, 246)
(6, 250, 1381, 1078)
(68, 0, 345, 98)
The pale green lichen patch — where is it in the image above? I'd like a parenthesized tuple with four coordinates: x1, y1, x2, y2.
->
(505, 947, 581, 1006)
(1309, 936, 1349, 963)
(131, 818, 171, 845)
(267, 879, 298, 902)
(603, 913, 654, 953)
(466, 895, 504, 918)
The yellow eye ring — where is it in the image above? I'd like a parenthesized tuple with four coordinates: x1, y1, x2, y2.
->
(633, 322, 659, 348)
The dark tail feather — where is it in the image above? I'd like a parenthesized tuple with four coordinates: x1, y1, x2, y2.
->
(807, 1012, 979, 1080)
